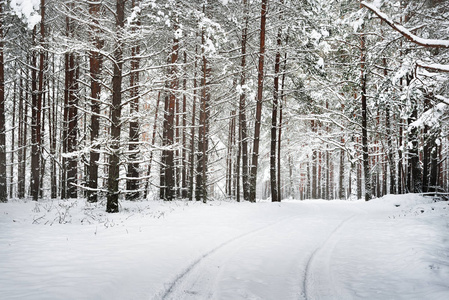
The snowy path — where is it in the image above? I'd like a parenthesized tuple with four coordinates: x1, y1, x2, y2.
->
(157, 204, 365, 300)
(1, 195, 449, 300)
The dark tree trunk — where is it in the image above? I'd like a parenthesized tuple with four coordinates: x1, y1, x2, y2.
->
(0, 0, 6, 202)
(249, 0, 268, 203)
(126, 0, 141, 200)
(406, 75, 422, 193)
(107, 0, 125, 213)
(160, 86, 168, 200)
(385, 94, 395, 194)
(67, 52, 78, 198)
(188, 47, 198, 201)
(196, 12, 210, 203)
(270, 21, 282, 203)
(277, 37, 288, 201)
(61, 51, 69, 199)
(9, 72, 16, 198)
(239, 0, 250, 202)
(31, 2, 45, 201)
(87, 0, 103, 203)
(226, 111, 236, 197)
(50, 54, 57, 199)
(339, 137, 345, 199)
(17, 71, 27, 199)
(360, 14, 371, 201)
(144, 92, 161, 199)
(181, 51, 188, 199)
(162, 25, 179, 201)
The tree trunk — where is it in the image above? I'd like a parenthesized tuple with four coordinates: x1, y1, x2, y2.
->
(196, 11, 210, 203)
(126, 0, 141, 200)
(87, 0, 103, 203)
(188, 46, 198, 201)
(270, 18, 282, 203)
(339, 137, 345, 199)
(17, 71, 27, 199)
(360, 9, 372, 201)
(181, 51, 188, 199)
(0, 0, 6, 202)
(67, 52, 78, 198)
(277, 36, 288, 201)
(249, 0, 268, 203)
(50, 54, 57, 199)
(239, 0, 250, 202)
(31, 3, 45, 201)
(162, 24, 179, 201)
(144, 92, 161, 199)
(106, 0, 125, 213)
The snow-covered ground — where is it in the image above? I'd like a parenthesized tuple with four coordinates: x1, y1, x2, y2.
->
(1, 194, 448, 300)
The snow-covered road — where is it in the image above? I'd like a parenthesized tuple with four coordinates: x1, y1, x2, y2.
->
(1, 195, 448, 300)
(159, 204, 362, 300)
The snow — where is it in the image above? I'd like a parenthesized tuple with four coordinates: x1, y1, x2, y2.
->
(1, 195, 448, 299)
(418, 61, 449, 73)
(361, 1, 449, 48)
(9, 0, 41, 29)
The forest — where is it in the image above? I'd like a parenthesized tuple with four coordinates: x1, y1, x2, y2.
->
(0, 0, 447, 212)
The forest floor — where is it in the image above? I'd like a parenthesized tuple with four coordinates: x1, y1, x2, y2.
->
(0, 194, 448, 300)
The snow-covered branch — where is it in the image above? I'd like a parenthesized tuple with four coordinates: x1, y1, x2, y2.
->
(417, 61, 449, 73)
(361, 1, 449, 48)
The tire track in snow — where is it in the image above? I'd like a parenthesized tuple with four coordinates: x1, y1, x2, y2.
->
(302, 212, 360, 300)
(156, 214, 302, 300)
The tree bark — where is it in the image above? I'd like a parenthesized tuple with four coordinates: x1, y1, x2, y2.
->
(188, 44, 198, 201)
(126, 0, 141, 200)
(196, 10, 210, 203)
(0, 0, 6, 202)
(31, 0, 45, 201)
(239, 0, 250, 202)
(270, 17, 282, 203)
(249, 0, 268, 203)
(360, 4, 372, 201)
(107, 0, 125, 213)
(162, 23, 179, 201)
(87, 0, 103, 203)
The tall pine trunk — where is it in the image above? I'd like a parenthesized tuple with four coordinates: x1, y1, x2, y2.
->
(161, 24, 179, 201)
(249, 0, 267, 203)
(360, 5, 371, 201)
(87, 0, 103, 203)
(126, 0, 141, 200)
(31, 0, 45, 201)
(196, 11, 210, 203)
(143, 92, 161, 199)
(107, 0, 125, 213)
(270, 20, 282, 203)
(238, 0, 250, 202)
(0, 0, 6, 202)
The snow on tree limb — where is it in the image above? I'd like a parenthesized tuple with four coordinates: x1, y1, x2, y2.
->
(361, 1, 449, 48)
(417, 62, 449, 73)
